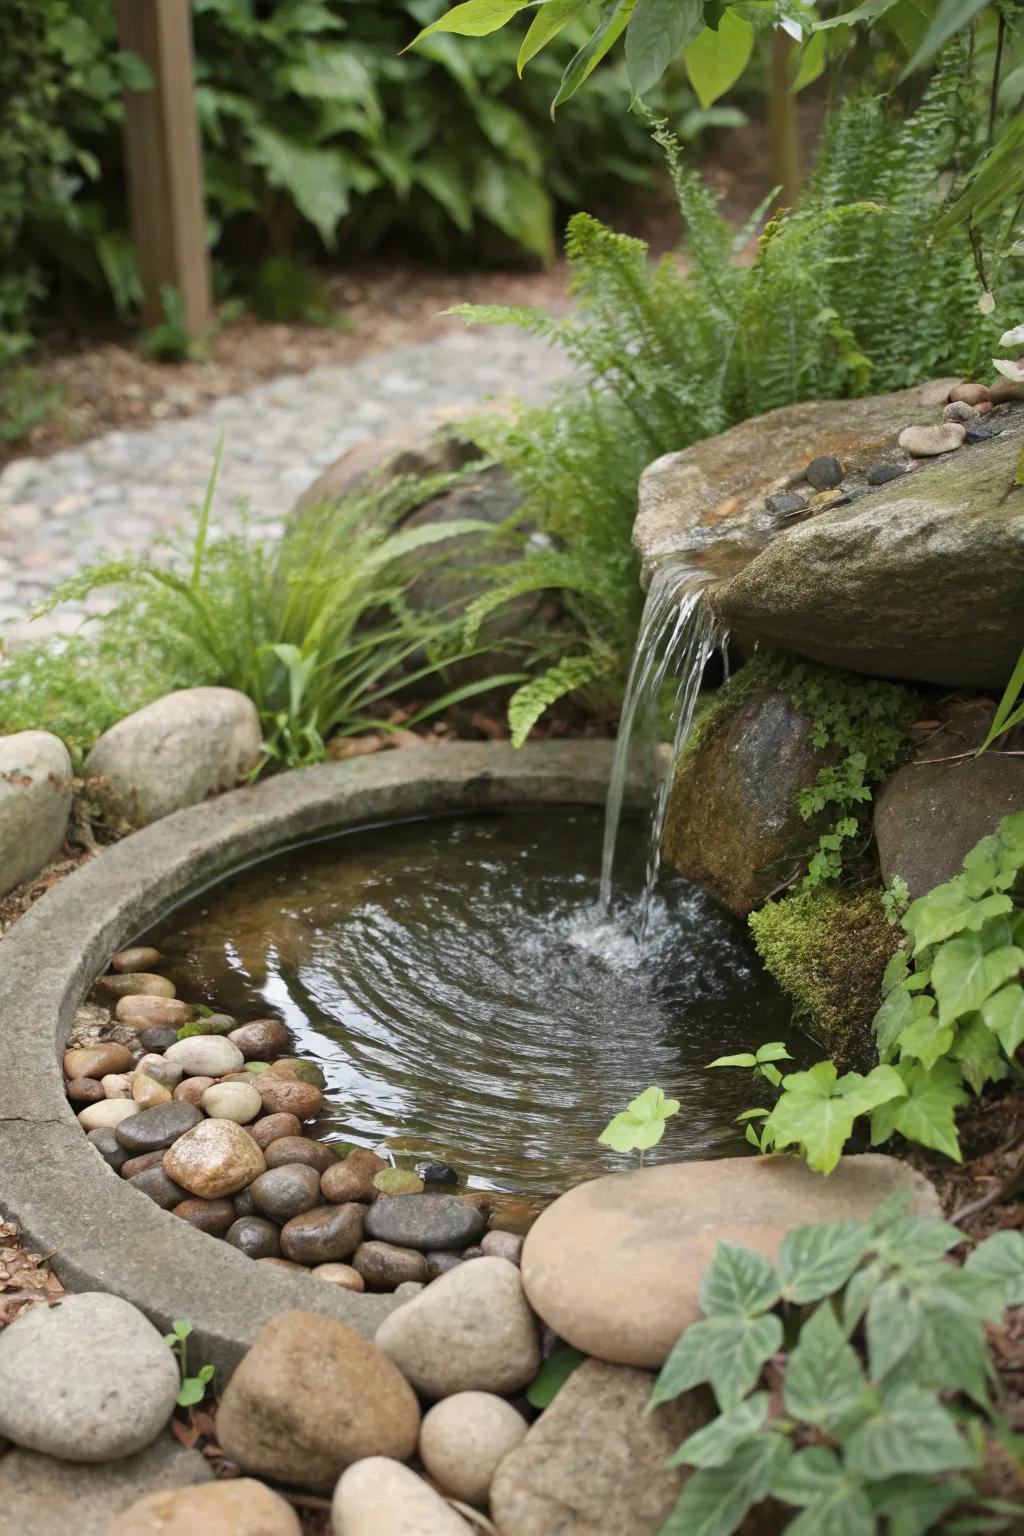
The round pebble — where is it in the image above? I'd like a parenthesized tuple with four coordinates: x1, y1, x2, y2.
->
(66, 1077, 104, 1104)
(200, 1081, 262, 1124)
(132, 1073, 172, 1108)
(420, 1391, 529, 1508)
(129, 1166, 189, 1210)
(265, 1058, 326, 1089)
(171, 1197, 237, 1235)
(897, 422, 965, 456)
(115, 995, 190, 1030)
(311, 1262, 366, 1291)
(481, 1229, 524, 1264)
(228, 1018, 291, 1060)
(165, 1036, 244, 1077)
(173, 1075, 215, 1104)
(115, 1101, 203, 1152)
(866, 461, 908, 486)
(64, 1043, 134, 1079)
(804, 454, 843, 489)
(249, 1164, 323, 1222)
(364, 1193, 486, 1252)
(321, 1148, 386, 1203)
(120, 1150, 167, 1180)
(101, 1073, 134, 1099)
(265, 1136, 335, 1173)
(234, 1186, 259, 1218)
(137, 1058, 183, 1088)
(226, 1216, 283, 1260)
(417, 1161, 459, 1187)
(162, 1117, 267, 1199)
(111, 946, 162, 973)
(86, 1126, 129, 1171)
(94, 973, 176, 1000)
(281, 1203, 365, 1266)
(353, 1240, 429, 1290)
(426, 1252, 464, 1279)
(943, 400, 980, 424)
(137, 1027, 180, 1053)
(765, 491, 806, 519)
(373, 1168, 424, 1196)
(78, 1100, 140, 1131)
(255, 1078, 323, 1120)
(949, 381, 991, 405)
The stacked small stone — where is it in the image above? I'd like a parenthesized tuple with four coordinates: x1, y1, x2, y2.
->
(66, 945, 522, 1290)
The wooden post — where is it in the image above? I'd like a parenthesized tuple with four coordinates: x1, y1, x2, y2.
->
(768, 31, 801, 211)
(115, 0, 213, 336)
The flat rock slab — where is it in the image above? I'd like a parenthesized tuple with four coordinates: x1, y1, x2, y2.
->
(521, 1154, 939, 1369)
(0, 1435, 211, 1536)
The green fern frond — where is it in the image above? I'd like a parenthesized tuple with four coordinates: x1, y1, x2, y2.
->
(508, 655, 606, 747)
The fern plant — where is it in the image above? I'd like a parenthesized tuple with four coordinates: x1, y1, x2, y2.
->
(459, 73, 1024, 740)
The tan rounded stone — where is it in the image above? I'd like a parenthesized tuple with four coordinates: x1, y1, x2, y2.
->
(256, 1078, 323, 1120)
(94, 973, 176, 1000)
(948, 381, 992, 406)
(215, 1310, 420, 1491)
(521, 1155, 940, 1369)
(332, 1458, 473, 1535)
(321, 1148, 385, 1203)
(200, 1081, 263, 1124)
(133, 1073, 173, 1108)
(109, 1477, 301, 1535)
(173, 1076, 215, 1104)
(115, 995, 190, 1029)
(247, 1112, 303, 1149)
(101, 1073, 134, 1099)
(162, 1118, 266, 1199)
(420, 1391, 528, 1507)
(78, 1100, 141, 1131)
(111, 945, 163, 974)
(228, 1018, 291, 1060)
(897, 421, 965, 457)
(311, 1263, 365, 1291)
(64, 1043, 134, 1080)
(265, 1136, 335, 1173)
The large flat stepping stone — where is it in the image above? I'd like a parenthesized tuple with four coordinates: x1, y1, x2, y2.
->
(521, 1154, 938, 1369)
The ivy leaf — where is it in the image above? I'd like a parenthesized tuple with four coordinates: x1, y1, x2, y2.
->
(650, 1313, 783, 1410)
(949, 1015, 1009, 1094)
(768, 1062, 906, 1175)
(845, 1385, 976, 1478)
(683, 9, 754, 109)
(896, 1007, 952, 1072)
(783, 1300, 870, 1432)
(881, 950, 910, 996)
(771, 1447, 876, 1534)
(902, 881, 990, 953)
(931, 936, 1024, 1027)
(961, 835, 1003, 897)
(981, 982, 1024, 1056)
(597, 1085, 680, 1153)
(668, 1391, 769, 1468)
(659, 1433, 792, 1536)
(873, 983, 912, 1059)
(869, 1061, 966, 1161)
(871, 1477, 974, 1536)
(756, 1042, 793, 1064)
(779, 1219, 867, 1304)
(965, 1230, 1024, 1305)
(626, 0, 702, 100)
(698, 1241, 780, 1317)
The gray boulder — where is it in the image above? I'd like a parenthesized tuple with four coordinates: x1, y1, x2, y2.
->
(875, 703, 1024, 897)
(83, 687, 261, 828)
(489, 1358, 708, 1536)
(0, 1292, 180, 1461)
(662, 689, 833, 915)
(0, 729, 73, 897)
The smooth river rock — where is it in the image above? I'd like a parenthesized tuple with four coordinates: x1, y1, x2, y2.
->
(281, 1202, 364, 1265)
(229, 1018, 291, 1059)
(321, 1147, 388, 1203)
(420, 1391, 529, 1507)
(521, 1155, 940, 1368)
(0, 1293, 180, 1461)
(0, 729, 73, 898)
(265, 1135, 335, 1173)
(375, 1256, 540, 1398)
(165, 1035, 245, 1077)
(490, 1359, 708, 1536)
(247, 1111, 303, 1149)
(364, 1193, 487, 1252)
(226, 1216, 283, 1259)
(216, 1310, 420, 1490)
(110, 1478, 301, 1535)
(115, 1100, 203, 1152)
(64, 1042, 134, 1079)
(201, 1080, 263, 1123)
(83, 686, 262, 828)
(353, 1240, 429, 1290)
(332, 1457, 473, 1536)
(163, 1117, 266, 1198)
(250, 1163, 323, 1222)
(115, 995, 190, 1029)
(77, 1099, 140, 1131)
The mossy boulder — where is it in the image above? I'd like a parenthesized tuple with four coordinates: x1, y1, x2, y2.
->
(662, 688, 834, 916)
(748, 885, 900, 1068)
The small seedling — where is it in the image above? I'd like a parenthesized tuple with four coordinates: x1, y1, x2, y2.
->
(598, 1086, 680, 1166)
(163, 1318, 215, 1407)
(707, 1040, 793, 1087)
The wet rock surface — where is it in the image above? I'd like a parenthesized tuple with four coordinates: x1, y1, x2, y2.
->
(364, 1193, 487, 1252)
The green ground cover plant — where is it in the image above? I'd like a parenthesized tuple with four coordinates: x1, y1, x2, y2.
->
(598, 1084, 681, 1163)
(718, 813, 1024, 1172)
(652, 1193, 1024, 1535)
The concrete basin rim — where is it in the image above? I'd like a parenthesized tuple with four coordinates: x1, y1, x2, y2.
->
(0, 739, 622, 1370)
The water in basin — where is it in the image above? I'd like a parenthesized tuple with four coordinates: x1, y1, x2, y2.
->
(142, 807, 795, 1198)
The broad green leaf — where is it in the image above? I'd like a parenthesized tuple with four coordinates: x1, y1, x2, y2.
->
(866, 1280, 922, 1381)
(176, 1378, 206, 1407)
(872, 1477, 974, 1536)
(814, 0, 897, 27)
(783, 1300, 870, 1431)
(659, 1433, 792, 1536)
(869, 1061, 965, 1161)
(598, 1085, 681, 1153)
(755, 1042, 793, 1064)
(707, 1052, 757, 1069)
(684, 9, 753, 108)
(791, 27, 832, 93)
(668, 1391, 769, 1467)
(698, 1240, 780, 1317)
(981, 983, 1024, 1056)
(518, 0, 585, 74)
(248, 127, 348, 246)
(931, 936, 1024, 1027)
(650, 1312, 783, 1410)
(873, 1214, 964, 1264)
(784, 1479, 875, 1536)
(896, 1010, 953, 1071)
(962, 835, 1002, 897)
(965, 1230, 1024, 1305)
(772, 1445, 847, 1505)
(474, 161, 554, 262)
(779, 1220, 867, 1304)
(555, 0, 637, 108)
(414, 159, 473, 233)
(873, 982, 912, 1059)
(768, 1062, 905, 1174)
(526, 1346, 586, 1407)
(950, 1015, 1009, 1094)
(627, 0, 702, 100)
(881, 950, 910, 996)
(846, 1385, 976, 1479)
(411, 0, 529, 44)
(902, 0, 990, 74)
(902, 881, 980, 952)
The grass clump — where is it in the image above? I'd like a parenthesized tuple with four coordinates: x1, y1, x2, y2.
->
(749, 885, 901, 1068)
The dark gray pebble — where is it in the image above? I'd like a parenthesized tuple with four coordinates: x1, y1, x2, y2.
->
(867, 462, 908, 486)
(234, 1187, 260, 1218)
(965, 427, 994, 443)
(226, 1216, 283, 1260)
(138, 1027, 178, 1053)
(805, 454, 844, 489)
(426, 1251, 464, 1279)
(765, 492, 806, 518)
(87, 1127, 129, 1171)
(130, 1166, 188, 1210)
(114, 1101, 203, 1152)
(365, 1193, 487, 1253)
(416, 1162, 459, 1187)
(249, 1163, 322, 1223)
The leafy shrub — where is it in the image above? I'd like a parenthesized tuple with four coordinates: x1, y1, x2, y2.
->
(0, 461, 519, 770)
(459, 76, 1024, 737)
(653, 1193, 1024, 1536)
(722, 813, 1024, 1171)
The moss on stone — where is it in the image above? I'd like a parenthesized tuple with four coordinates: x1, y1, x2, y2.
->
(748, 883, 901, 1068)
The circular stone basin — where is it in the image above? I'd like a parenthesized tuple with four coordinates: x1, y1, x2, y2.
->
(142, 807, 791, 1197)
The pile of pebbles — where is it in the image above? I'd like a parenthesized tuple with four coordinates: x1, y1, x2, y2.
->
(764, 375, 1024, 525)
(66, 945, 524, 1291)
